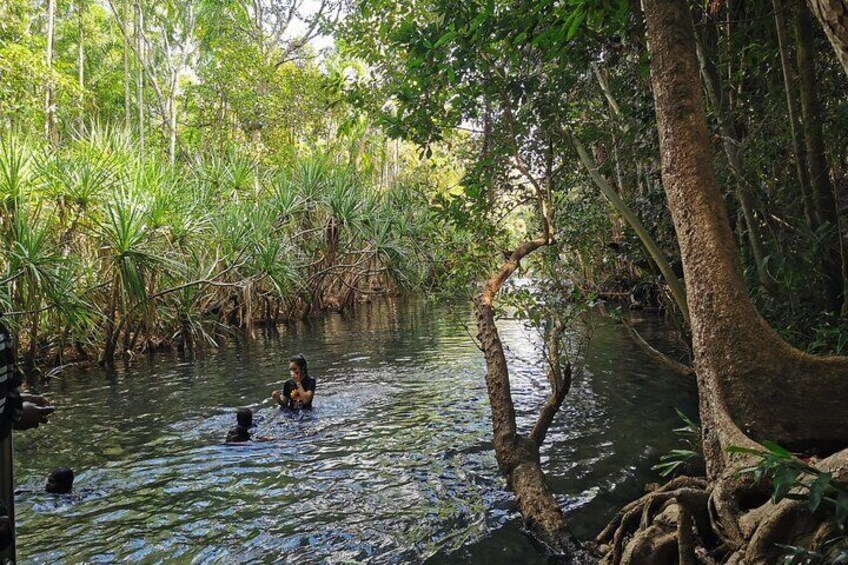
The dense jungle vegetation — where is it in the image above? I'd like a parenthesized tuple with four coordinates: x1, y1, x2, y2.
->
(0, 0, 473, 368)
(2, 0, 848, 562)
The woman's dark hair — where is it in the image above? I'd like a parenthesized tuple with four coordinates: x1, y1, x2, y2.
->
(289, 354, 308, 378)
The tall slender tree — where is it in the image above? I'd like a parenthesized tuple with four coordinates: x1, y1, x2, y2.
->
(136, 0, 145, 156)
(78, 0, 85, 92)
(45, 0, 59, 144)
(795, 4, 845, 311)
(123, 0, 131, 128)
(774, 0, 816, 229)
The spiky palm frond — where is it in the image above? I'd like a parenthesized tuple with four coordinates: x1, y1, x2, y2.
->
(267, 170, 303, 222)
(7, 206, 65, 307)
(223, 151, 258, 194)
(100, 196, 176, 306)
(294, 154, 331, 204)
(37, 150, 118, 212)
(74, 122, 136, 160)
(326, 170, 364, 230)
(0, 135, 34, 216)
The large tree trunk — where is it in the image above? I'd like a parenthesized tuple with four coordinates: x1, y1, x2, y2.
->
(806, 0, 848, 77)
(600, 0, 848, 562)
(795, 5, 846, 312)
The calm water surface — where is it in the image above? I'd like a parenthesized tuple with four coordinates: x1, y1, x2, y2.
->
(13, 298, 696, 564)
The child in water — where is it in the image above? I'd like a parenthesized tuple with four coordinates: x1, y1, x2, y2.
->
(271, 354, 316, 411)
(45, 467, 74, 494)
(225, 407, 270, 442)
(225, 408, 254, 442)
(14, 467, 75, 496)
(17, 466, 97, 511)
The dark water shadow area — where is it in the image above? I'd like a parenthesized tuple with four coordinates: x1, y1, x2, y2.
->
(13, 297, 696, 564)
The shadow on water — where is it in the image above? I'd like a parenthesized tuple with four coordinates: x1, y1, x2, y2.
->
(13, 297, 696, 564)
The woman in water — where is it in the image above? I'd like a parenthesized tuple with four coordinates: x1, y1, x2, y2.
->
(272, 354, 315, 411)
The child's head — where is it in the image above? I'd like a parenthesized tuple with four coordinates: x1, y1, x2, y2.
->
(45, 467, 74, 494)
(236, 408, 253, 428)
(226, 425, 250, 443)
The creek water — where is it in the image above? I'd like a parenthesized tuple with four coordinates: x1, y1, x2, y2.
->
(12, 297, 696, 564)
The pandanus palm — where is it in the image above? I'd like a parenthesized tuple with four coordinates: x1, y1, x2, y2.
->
(0, 136, 58, 365)
(37, 149, 117, 251)
(324, 169, 363, 263)
(98, 194, 171, 364)
(7, 207, 66, 366)
(356, 193, 416, 297)
(165, 248, 222, 353)
(0, 135, 32, 240)
(0, 128, 439, 367)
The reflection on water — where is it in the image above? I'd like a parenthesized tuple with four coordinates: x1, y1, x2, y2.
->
(13, 298, 696, 564)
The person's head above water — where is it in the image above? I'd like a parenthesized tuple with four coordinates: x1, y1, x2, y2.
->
(289, 354, 308, 380)
(236, 407, 253, 428)
(45, 466, 74, 494)
(226, 425, 250, 443)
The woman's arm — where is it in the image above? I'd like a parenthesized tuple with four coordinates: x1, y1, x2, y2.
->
(295, 381, 314, 405)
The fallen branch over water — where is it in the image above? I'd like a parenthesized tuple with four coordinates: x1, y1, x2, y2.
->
(620, 318, 693, 376)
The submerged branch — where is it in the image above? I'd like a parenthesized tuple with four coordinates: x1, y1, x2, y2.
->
(621, 317, 694, 376)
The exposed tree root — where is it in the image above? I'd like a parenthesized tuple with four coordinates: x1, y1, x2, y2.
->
(596, 477, 712, 565)
(596, 448, 848, 564)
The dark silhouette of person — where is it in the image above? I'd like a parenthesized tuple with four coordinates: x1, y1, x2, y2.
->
(1, 318, 55, 553)
(225, 425, 251, 443)
(45, 467, 74, 495)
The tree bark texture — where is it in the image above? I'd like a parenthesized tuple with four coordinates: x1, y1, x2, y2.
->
(806, 0, 848, 77)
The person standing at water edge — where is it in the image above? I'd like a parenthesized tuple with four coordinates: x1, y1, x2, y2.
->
(272, 354, 315, 411)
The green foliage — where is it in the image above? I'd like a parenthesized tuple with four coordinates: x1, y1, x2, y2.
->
(652, 409, 702, 477)
(0, 128, 453, 364)
(1, 0, 846, 369)
(729, 442, 848, 561)
(729, 442, 848, 518)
